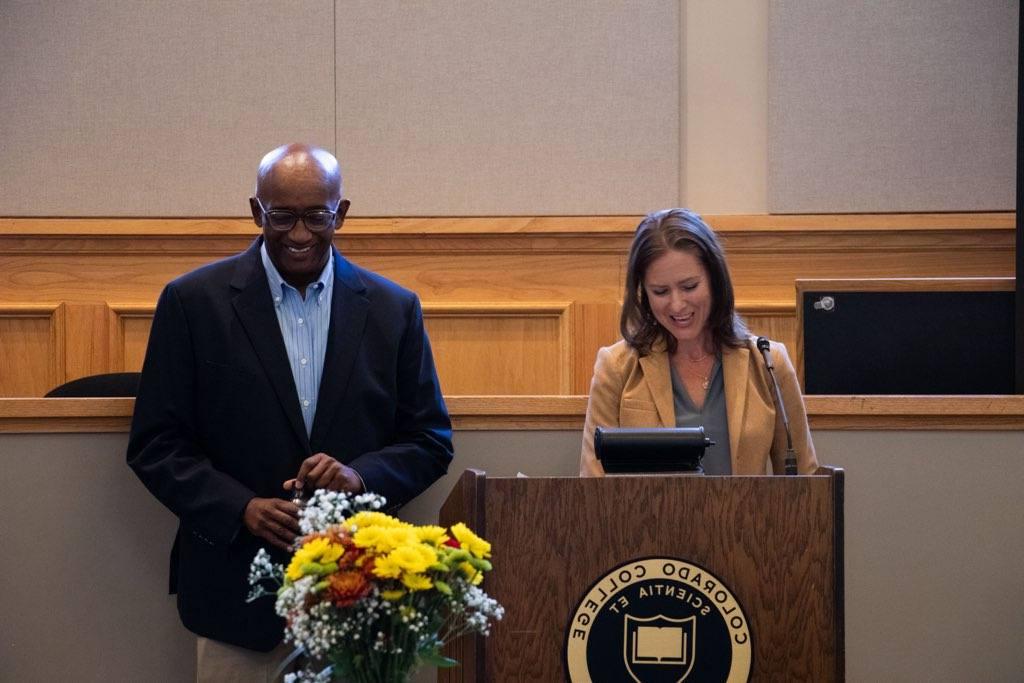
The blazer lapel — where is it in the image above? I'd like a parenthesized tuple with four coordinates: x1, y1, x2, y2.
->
(309, 249, 369, 447)
(638, 349, 675, 428)
(230, 239, 310, 451)
(722, 342, 751, 472)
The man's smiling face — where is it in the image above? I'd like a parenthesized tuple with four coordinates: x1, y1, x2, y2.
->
(250, 146, 348, 293)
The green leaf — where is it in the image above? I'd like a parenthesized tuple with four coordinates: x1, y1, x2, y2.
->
(469, 558, 492, 572)
(420, 650, 459, 668)
(447, 549, 470, 563)
(434, 579, 453, 595)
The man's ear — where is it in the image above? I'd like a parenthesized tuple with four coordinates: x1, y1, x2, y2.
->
(249, 197, 263, 227)
(335, 199, 351, 227)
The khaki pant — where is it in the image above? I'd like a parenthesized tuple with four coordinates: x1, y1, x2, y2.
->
(196, 637, 295, 683)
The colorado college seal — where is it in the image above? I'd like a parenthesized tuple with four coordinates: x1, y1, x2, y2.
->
(565, 557, 752, 682)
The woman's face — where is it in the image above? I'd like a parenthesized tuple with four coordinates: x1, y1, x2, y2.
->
(642, 247, 713, 350)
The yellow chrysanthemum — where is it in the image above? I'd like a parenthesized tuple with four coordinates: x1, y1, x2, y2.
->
(285, 538, 344, 581)
(388, 544, 437, 574)
(372, 553, 403, 579)
(352, 526, 389, 552)
(459, 561, 484, 586)
(401, 572, 433, 592)
(415, 525, 450, 547)
(381, 526, 420, 552)
(344, 511, 405, 532)
(450, 522, 491, 559)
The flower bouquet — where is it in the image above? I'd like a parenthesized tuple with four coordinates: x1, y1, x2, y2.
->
(248, 490, 503, 683)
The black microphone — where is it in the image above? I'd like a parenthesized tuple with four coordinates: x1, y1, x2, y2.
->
(756, 337, 797, 475)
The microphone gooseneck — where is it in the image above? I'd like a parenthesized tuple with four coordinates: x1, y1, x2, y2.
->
(756, 337, 798, 475)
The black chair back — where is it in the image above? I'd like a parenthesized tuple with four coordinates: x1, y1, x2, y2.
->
(44, 372, 142, 398)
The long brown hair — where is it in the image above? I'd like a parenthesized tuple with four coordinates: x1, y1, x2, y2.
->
(621, 208, 748, 355)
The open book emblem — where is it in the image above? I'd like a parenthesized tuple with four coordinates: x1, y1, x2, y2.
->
(623, 614, 696, 682)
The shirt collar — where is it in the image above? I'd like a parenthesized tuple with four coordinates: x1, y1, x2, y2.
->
(260, 240, 334, 306)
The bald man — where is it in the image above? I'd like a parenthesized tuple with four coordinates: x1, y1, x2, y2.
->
(127, 144, 453, 679)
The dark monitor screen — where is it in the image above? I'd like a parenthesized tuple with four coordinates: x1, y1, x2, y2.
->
(594, 427, 710, 474)
(802, 290, 1015, 394)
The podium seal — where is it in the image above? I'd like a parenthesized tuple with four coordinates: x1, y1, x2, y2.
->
(565, 557, 752, 682)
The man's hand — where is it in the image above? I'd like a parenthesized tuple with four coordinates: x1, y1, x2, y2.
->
(284, 452, 364, 495)
(243, 497, 300, 551)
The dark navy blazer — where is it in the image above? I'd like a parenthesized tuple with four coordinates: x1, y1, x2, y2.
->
(127, 238, 453, 651)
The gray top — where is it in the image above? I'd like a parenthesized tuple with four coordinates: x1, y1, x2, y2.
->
(670, 358, 732, 475)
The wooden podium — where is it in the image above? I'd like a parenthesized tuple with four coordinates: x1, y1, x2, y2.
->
(439, 467, 844, 682)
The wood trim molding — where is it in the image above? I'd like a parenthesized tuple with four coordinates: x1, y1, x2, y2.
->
(0, 397, 134, 432)
(1, 213, 1013, 235)
(796, 277, 1015, 293)
(0, 214, 1013, 257)
(805, 395, 1024, 430)
(422, 302, 573, 316)
(4, 395, 1024, 434)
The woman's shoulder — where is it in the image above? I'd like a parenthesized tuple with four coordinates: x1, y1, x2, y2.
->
(596, 339, 645, 368)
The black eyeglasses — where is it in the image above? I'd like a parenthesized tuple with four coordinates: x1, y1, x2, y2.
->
(255, 198, 342, 233)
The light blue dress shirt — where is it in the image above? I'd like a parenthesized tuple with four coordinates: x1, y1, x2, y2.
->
(260, 243, 334, 436)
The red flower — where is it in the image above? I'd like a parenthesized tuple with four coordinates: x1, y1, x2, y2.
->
(326, 570, 371, 608)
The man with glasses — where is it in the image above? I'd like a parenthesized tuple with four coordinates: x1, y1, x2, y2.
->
(127, 143, 453, 680)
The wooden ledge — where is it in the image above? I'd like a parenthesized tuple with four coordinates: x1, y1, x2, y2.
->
(0, 213, 1012, 236)
(0, 398, 135, 433)
(805, 395, 1024, 430)
(2, 395, 1024, 433)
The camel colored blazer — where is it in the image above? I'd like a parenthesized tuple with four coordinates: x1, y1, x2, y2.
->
(580, 337, 817, 476)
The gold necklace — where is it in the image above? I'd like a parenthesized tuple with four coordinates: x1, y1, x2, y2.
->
(700, 362, 712, 391)
(689, 349, 712, 389)
(677, 352, 713, 391)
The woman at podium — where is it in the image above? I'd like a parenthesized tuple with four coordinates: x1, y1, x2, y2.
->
(579, 208, 817, 476)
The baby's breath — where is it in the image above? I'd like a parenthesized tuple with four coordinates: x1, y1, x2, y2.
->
(248, 490, 503, 682)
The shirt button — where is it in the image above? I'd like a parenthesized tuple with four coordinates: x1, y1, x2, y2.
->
(301, 358, 308, 366)
(297, 318, 304, 325)
(302, 399, 310, 408)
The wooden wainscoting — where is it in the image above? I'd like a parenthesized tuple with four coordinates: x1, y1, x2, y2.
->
(423, 303, 573, 395)
(0, 304, 65, 396)
(0, 299, 796, 398)
(0, 213, 1014, 397)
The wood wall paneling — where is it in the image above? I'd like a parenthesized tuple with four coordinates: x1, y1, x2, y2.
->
(62, 302, 112, 381)
(424, 303, 572, 395)
(0, 305, 64, 397)
(0, 215, 1014, 397)
(109, 305, 155, 374)
(570, 301, 622, 394)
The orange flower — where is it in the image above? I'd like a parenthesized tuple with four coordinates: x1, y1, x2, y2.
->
(301, 526, 350, 548)
(326, 570, 371, 607)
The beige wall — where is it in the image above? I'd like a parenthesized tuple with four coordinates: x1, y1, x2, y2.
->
(1, 1, 1014, 216)
(682, 0, 769, 213)
(769, 0, 1017, 213)
(2, 428, 1023, 681)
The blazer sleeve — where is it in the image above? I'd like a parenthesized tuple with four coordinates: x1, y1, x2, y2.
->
(768, 342, 819, 474)
(126, 284, 255, 546)
(579, 346, 628, 477)
(346, 294, 453, 506)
